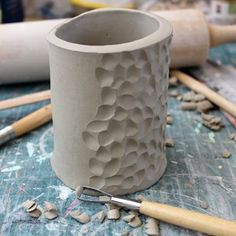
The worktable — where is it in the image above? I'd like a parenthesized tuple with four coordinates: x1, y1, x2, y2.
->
(0, 45, 236, 236)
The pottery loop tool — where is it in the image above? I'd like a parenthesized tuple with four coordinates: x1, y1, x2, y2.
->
(77, 186, 236, 236)
(0, 104, 52, 146)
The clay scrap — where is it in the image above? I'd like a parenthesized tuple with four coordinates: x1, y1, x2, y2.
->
(22, 199, 42, 218)
(44, 201, 58, 220)
(201, 113, 224, 131)
(145, 217, 160, 236)
(69, 210, 91, 224)
(165, 138, 175, 147)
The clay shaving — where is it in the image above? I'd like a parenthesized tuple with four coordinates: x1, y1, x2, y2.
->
(70, 210, 90, 224)
(181, 102, 197, 111)
(122, 214, 135, 223)
(165, 138, 175, 147)
(222, 150, 231, 159)
(75, 185, 84, 197)
(166, 115, 173, 125)
(145, 217, 160, 236)
(229, 132, 236, 141)
(22, 199, 42, 218)
(44, 201, 58, 220)
(107, 209, 120, 220)
(201, 113, 224, 131)
(169, 90, 179, 97)
(97, 210, 106, 223)
(128, 216, 142, 228)
(169, 76, 178, 86)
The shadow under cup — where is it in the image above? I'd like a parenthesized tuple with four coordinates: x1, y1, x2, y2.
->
(47, 9, 172, 195)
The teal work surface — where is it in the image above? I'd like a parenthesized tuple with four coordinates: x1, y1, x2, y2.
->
(0, 46, 236, 236)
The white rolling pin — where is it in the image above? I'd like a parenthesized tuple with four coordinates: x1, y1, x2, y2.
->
(0, 9, 236, 84)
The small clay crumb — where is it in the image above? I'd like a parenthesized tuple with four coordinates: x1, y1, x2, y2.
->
(128, 210, 139, 216)
(69, 210, 81, 221)
(75, 186, 84, 197)
(201, 113, 214, 122)
(222, 150, 231, 159)
(165, 138, 175, 147)
(182, 91, 196, 102)
(70, 210, 90, 224)
(197, 100, 214, 113)
(105, 203, 121, 210)
(192, 94, 205, 102)
(136, 195, 147, 201)
(201, 114, 224, 131)
(22, 200, 38, 213)
(169, 76, 178, 86)
(97, 210, 106, 223)
(166, 115, 173, 125)
(181, 102, 197, 111)
(128, 216, 142, 228)
(122, 214, 135, 223)
(145, 218, 160, 236)
(229, 132, 236, 141)
(169, 90, 179, 97)
(77, 212, 90, 224)
(107, 209, 120, 220)
(44, 201, 58, 220)
(200, 201, 209, 209)
(99, 195, 111, 202)
(28, 208, 42, 218)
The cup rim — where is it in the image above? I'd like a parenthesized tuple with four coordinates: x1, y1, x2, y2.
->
(47, 8, 172, 54)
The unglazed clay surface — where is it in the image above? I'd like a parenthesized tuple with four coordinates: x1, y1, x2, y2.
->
(48, 9, 172, 195)
(84, 42, 170, 194)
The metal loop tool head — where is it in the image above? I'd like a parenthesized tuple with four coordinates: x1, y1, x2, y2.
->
(76, 186, 141, 210)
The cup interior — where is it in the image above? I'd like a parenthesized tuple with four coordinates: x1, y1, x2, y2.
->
(56, 10, 159, 46)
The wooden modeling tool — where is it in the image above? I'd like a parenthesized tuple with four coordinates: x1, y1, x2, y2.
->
(0, 90, 51, 110)
(77, 186, 236, 236)
(0, 104, 52, 146)
(171, 70, 236, 118)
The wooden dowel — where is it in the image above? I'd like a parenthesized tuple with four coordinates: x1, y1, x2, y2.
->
(12, 104, 52, 137)
(171, 70, 236, 118)
(0, 90, 51, 110)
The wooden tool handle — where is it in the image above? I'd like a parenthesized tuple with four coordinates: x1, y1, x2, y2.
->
(209, 24, 236, 47)
(12, 104, 52, 137)
(171, 70, 236, 118)
(140, 201, 236, 236)
(0, 90, 51, 110)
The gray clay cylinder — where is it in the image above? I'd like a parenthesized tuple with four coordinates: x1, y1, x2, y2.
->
(48, 8, 172, 195)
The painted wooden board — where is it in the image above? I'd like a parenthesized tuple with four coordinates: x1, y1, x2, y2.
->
(0, 45, 236, 235)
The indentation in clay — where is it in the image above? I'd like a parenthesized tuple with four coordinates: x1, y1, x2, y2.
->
(98, 130, 113, 146)
(101, 54, 118, 70)
(110, 142, 124, 157)
(101, 87, 116, 105)
(126, 119, 138, 137)
(143, 107, 153, 119)
(89, 158, 105, 176)
(130, 108, 143, 123)
(96, 68, 113, 87)
(96, 147, 111, 162)
(127, 65, 139, 83)
(123, 152, 138, 167)
(122, 176, 134, 189)
(105, 175, 123, 186)
(108, 120, 124, 142)
(103, 159, 120, 177)
(135, 50, 148, 68)
(82, 132, 99, 151)
(95, 105, 115, 120)
(120, 52, 134, 68)
(114, 106, 128, 121)
(87, 120, 108, 133)
(118, 95, 136, 110)
(126, 139, 138, 154)
(119, 81, 133, 96)
(89, 176, 105, 189)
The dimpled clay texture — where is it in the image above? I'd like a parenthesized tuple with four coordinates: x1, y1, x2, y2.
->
(82, 40, 171, 195)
